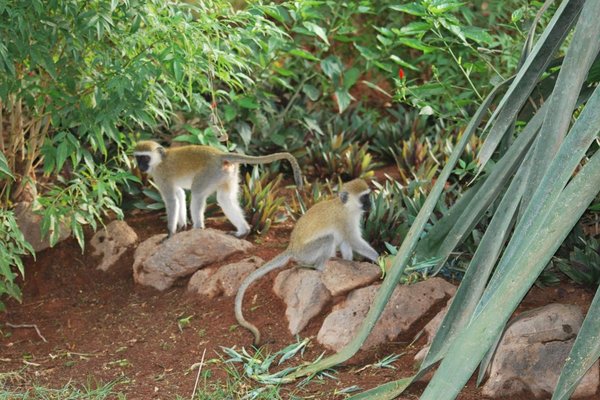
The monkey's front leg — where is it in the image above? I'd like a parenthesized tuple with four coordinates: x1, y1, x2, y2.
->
(161, 187, 180, 237)
(349, 235, 379, 262)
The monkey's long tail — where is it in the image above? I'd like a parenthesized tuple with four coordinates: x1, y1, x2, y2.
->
(234, 252, 292, 346)
(222, 153, 303, 190)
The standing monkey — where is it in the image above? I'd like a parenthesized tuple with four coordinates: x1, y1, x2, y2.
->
(235, 178, 378, 345)
(133, 140, 302, 238)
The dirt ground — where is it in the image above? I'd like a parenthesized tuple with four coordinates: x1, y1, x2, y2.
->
(0, 211, 596, 400)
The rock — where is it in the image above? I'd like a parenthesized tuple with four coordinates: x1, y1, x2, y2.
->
(414, 304, 451, 364)
(318, 277, 456, 351)
(133, 228, 253, 290)
(482, 303, 599, 399)
(321, 259, 381, 296)
(90, 221, 139, 271)
(273, 268, 332, 335)
(14, 202, 70, 252)
(188, 256, 264, 298)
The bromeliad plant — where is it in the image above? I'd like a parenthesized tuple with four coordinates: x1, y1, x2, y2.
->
(304, 133, 376, 181)
(240, 168, 286, 236)
(279, 3, 600, 400)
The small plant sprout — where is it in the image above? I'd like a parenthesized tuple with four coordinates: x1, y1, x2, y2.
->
(221, 338, 311, 384)
(356, 353, 403, 373)
(178, 315, 194, 332)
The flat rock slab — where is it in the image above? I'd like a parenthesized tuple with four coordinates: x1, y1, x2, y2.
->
(322, 259, 381, 296)
(483, 303, 599, 399)
(318, 277, 456, 351)
(188, 256, 264, 298)
(91, 220, 139, 271)
(273, 268, 332, 335)
(133, 228, 253, 291)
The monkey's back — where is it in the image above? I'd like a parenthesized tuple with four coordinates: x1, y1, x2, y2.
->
(290, 198, 347, 249)
(155, 145, 224, 184)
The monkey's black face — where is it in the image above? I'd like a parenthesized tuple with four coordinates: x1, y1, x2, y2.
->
(360, 193, 371, 212)
(135, 155, 151, 173)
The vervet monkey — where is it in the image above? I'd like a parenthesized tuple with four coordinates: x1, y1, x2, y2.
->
(133, 140, 302, 238)
(235, 178, 378, 345)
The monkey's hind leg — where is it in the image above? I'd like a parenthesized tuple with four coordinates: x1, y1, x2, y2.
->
(190, 172, 222, 231)
(216, 169, 250, 238)
(340, 241, 353, 260)
(297, 234, 336, 271)
(176, 187, 187, 230)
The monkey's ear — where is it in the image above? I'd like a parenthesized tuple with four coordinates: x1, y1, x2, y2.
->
(157, 146, 166, 158)
(339, 191, 349, 204)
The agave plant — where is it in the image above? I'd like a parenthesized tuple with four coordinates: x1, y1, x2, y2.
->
(283, 3, 600, 400)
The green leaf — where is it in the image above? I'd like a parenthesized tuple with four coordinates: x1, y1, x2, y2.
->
(396, 37, 436, 53)
(354, 43, 379, 60)
(236, 96, 259, 109)
(320, 55, 342, 81)
(302, 84, 321, 101)
(0, 151, 14, 180)
(462, 26, 493, 45)
(343, 67, 361, 90)
(389, 55, 419, 71)
(388, 3, 427, 16)
(289, 48, 319, 62)
(303, 21, 329, 45)
(334, 89, 352, 114)
(396, 21, 432, 36)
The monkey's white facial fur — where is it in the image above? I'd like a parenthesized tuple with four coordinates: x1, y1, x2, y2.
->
(134, 150, 161, 175)
(340, 189, 371, 213)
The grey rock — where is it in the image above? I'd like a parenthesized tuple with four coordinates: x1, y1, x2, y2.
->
(14, 202, 70, 252)
(273, 268, 332, 335)
(91, 220, 139, 271)
(482, 303, 599, 399)
(321, 259, 381, 296)
(318, 277, 456, 351)
(133, 228, 253, 290)
(188, 256, 264, 298)
(414, 304, 451, 364)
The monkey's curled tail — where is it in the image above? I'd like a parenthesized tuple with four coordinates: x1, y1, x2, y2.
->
(222, 153, 303, 190)
(234, 251, 292, 346)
